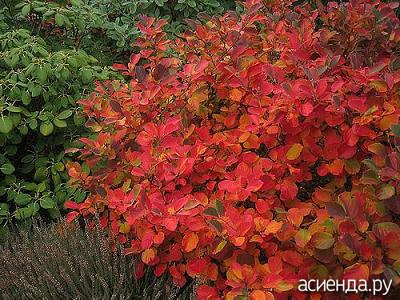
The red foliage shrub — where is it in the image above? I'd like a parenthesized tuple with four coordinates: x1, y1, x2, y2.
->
(65, 0, 400, 298)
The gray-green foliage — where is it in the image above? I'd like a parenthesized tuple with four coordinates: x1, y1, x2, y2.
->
(0, 221, 195, 299)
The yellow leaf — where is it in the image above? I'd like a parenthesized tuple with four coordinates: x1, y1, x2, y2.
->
(286, 143, 303, 160)
(214, 240, 227, 254)
(370, 80, 388, 92)
(119, 222, 130, 234)
(273, 60, 287, 68)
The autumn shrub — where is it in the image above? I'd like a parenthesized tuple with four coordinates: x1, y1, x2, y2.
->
(66, 0, 400, 298)
(0, 0, 237, 238)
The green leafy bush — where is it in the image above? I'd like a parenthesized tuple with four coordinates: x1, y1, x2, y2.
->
(8, 0, 237, 60)
(0, 13, 115, 236)
(0, 220, 194, 299)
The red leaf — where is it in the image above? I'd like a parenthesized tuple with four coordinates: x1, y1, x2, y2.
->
(65, 211, 79, 223)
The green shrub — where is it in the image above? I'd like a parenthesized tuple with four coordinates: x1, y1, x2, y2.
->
(0, 220, 195, 299)
(6, 0, 237, 60)
(0, 26, 114, 236)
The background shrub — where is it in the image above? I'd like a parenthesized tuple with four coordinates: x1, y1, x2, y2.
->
(0, 220, 195, 299)
(0, 25, 114, 237)
(66, 0, 400, 298)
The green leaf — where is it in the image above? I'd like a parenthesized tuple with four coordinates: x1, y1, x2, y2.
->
(155, 0, 165, 7)
(70, 0, 83, 6)
(36, 182, 47, 193)
(0, 203, 9, 216)
(203, 207, 218, 217)
(392, 124, 400, 136)
(36, 67, 47, 83)
(1, 163, 15, 175)
(57, 110, 73, 120)
(34, 167, 48, 182)
(14, 203, 38, 219)
(40, 122, 54, 136)
(54, 162, 65, 172)
(14, 193, 32, 206)
(0, 116, 13, 134)
(21, 4, 31, 16)
(67, 57, 78, 68)
(188, 0, 196, 8)
(81, 69, 93, 83)
(312, 232, 335, 250)
(55, 13, 64, 26)
(216, 199, 225, 216)
(29, 119, 38, 130)
(53, 118, 67, 128)
(214, 240, 227, 254)
(209, 219, 223, 233)
(21, 154, 34, 163)
(377, 184, 395, 200)
(31, 85, 42, 97)
(7, 106, 23, 113)
(40, 197, 55, 209)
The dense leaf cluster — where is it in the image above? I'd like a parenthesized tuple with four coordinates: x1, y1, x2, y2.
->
(66, 0, 400, 298)
(0, 0, 235, 237)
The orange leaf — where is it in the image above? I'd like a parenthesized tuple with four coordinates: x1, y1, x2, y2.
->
(232, 236, 246, 247)
(153, 232, 165, 245)
(243, 134, 260, 149)
(239, 132, 251, 143)
(230, 89, 243, 102)
(342, 263, 369, 281)
(294, 229, 311, 248)
(370, 80, 388, 93)
(142, 248, 157, 265)
(313, 189, 332, 202)
(264, 220, 283, 235)
(250, 290, 275, 300)
(328, 159, 344, 175)
(379, 115, 398, 131)
(287, 208, 304, 227)
(344, 159, 361, 175)
(182, 232, 199, 252)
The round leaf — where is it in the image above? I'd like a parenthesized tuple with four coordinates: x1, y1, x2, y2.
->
(0, 116, 13, 134)
(286, 143, 303, 160)
(40, 122, 54, 136)
(1, 163, 15, 175)
(40, 197, 55, 209)
(312, 232, 335, 250)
